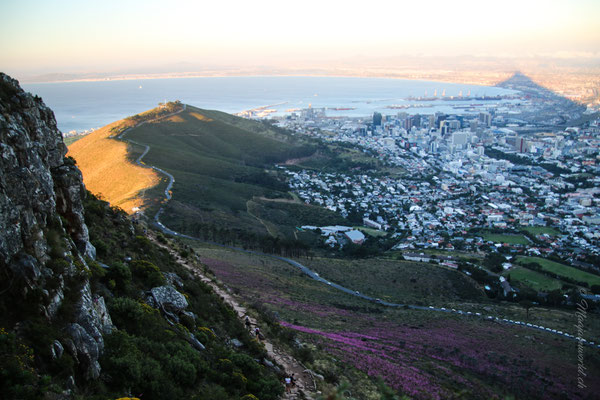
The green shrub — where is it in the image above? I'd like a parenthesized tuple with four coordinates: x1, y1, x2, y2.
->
(105, 262, 132, 294)
(92, 239, 108, 258)
(0, 328, 39, 400)
(130, 260, 165, 288)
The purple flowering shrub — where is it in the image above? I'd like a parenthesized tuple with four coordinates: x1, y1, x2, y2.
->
(201, 253, 600, 400)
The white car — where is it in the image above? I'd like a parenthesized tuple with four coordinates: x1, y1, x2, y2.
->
(475, 312, 481, 316)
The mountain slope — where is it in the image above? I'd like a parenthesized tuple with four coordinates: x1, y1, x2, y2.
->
(69, 103, 333, 244)
(1, 74, 289, 400)
(67, 116, 160, 213)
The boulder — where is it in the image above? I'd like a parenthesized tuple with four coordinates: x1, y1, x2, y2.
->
(150, 285, 188, 313)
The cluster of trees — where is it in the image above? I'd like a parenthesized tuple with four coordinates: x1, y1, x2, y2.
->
(169, 220, 312, 259)
(234, 171, 289, 193)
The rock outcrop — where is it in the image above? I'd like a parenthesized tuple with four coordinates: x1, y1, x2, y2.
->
(0, 73, 106, 380)
(148, 285, 189, 313)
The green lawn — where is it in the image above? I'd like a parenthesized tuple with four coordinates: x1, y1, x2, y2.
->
(481, 233, 529, 245)
(503, 267, 563, 291)
(518, 256, 600, 287)
(521, 226, 561, 236)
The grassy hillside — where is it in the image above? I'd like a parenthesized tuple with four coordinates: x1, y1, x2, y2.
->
(67, 119, 159, 213)
(518, 256, 600, 287)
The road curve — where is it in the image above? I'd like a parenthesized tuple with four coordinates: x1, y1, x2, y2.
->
(119, 104, 598, 349)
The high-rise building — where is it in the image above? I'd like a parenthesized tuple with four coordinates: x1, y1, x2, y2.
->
(430, 141, 438, 153)
(470, 119, 478, 131)
(428, 115, 436, 129)
(515, 136, 527, 153)
(452, 131, 469, 147)
(479, 112, 492, 128)
(373, 112, 382, 126)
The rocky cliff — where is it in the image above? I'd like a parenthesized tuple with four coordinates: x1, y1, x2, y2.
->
(0, 73, 110, 383)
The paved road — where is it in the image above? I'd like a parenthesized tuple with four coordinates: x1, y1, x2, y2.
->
(121, 104, 598, 349)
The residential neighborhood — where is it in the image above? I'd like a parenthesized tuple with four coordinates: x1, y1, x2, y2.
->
(270, 80, 600, 271)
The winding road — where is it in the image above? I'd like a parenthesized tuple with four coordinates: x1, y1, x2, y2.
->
(118, 105, 598, 350)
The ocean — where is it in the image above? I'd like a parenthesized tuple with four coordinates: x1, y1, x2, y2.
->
(22, 76, 517, 134)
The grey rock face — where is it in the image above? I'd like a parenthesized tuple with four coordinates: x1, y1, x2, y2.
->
(150, 285, 188, 312)
(0, 73, 110, 381)
(51, 339, 64, 360)
(9, 253, 42, 293)
(66, 323, 101, 380)
(70, 281, 114, 370)
(0, 73, 66, 267)
(164, 271, 184, 288)
(52, 162, 92, 257)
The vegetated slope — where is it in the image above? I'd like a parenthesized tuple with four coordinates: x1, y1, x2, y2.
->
(83, 194, 284, 399)
(124, 105, 321, 237)
(195, 244, 600, 400)
(66, 102, 186, 213)
(67, 118, 159, 213)
(0, 75, 284, 399)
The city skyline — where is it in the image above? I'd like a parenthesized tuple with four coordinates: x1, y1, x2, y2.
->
(1, 0, 599, 79)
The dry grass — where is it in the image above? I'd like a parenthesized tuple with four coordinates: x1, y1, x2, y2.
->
(67, 120, 159, 213)
(166, 114, 185, 123)
(189, 111, 213, 122)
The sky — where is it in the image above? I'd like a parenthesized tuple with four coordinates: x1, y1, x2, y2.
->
(1, 0, 599, 77)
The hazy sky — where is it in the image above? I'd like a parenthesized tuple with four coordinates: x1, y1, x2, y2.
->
(1, 0, 599, 76)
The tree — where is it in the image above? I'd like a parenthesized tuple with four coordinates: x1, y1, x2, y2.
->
(546, 289, 564, 307)
(520, 300, 534, 320)
(483, 252, 505, 273)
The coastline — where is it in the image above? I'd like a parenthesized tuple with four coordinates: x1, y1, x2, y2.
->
(21, 71, 511, 88)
